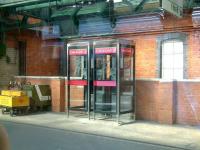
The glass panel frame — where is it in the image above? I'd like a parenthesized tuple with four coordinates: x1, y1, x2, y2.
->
(119, 44, 135, 114)
(66, 41, 90, 117)
(93, 40, 118, 114)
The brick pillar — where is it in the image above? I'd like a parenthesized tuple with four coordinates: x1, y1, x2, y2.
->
(50, 78, 65, 112)
(157, 82, 174, 124)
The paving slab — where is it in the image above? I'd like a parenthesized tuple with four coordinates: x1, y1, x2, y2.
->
(0, 112, 200, 150)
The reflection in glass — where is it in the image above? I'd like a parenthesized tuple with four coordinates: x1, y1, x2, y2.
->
(95, 55, 116, 80)
(70, 56, 85, 78)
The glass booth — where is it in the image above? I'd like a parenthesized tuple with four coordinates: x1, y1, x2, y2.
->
(93, 40, 135, 122)
(66, 42, 91, 117)
(66, 39, 135, 122)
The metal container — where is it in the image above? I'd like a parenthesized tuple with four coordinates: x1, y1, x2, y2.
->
(23, 85, 51, 111)
(0, 95, 29, 107)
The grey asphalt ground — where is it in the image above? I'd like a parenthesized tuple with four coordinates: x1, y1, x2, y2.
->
(1, 121, 186, 150)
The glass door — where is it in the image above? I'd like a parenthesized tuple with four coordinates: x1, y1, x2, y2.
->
(93, 45, 117, 114)
(66, 42, 90, 114)
(119, 46, 135, 114)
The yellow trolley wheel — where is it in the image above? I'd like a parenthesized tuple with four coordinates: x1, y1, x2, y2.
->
(10, 109, 15, 117)
(1, 109, 5, 114)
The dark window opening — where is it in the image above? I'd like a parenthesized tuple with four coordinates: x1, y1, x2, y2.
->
(18, 41, 26, 76)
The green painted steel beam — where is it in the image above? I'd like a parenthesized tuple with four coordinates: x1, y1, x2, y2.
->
(15, 0, 93, 11)
(16, 2, 57, 11)
(0, 0, 57, 8)
(134, 0, 149, 12)
(1, 0, 200, 9)
(51, 7, 79, 18)
(1, 0, 91, 9)
(77, 2, 108, 16)
(16, 0, 155, 12)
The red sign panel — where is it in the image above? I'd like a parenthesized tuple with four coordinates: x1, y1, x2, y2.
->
(69, 49, 87, 55)
(93, 81, 116, 87)
(67, 80, 88, 86)
(121, 48, 133, 55)
(95, 47, 116, 54)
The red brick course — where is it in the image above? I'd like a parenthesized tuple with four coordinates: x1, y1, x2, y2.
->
(6, 30, 60, 76)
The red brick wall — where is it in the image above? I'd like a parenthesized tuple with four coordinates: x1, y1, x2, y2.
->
(162, 13, 193, 30)
(132, 14, 200, 125)
(188, 31, 200, 78)
(136, 80, 174, 124)
(6, 13, 200, 79)
(26, 39, 60, 76)
(136, 80, 200, 125)
(176, 82, 200, 125)
(6, 35, 18, 49)
(6, 30, 60, 76)
(133, 35, 157, 78)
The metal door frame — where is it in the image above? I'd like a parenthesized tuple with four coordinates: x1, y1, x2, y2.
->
(92, 39, 120, 121)
(92, 39, 136, 123)
(66, 41, 91, 119)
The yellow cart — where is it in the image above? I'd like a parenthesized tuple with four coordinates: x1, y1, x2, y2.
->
(0, 90, 30, 116)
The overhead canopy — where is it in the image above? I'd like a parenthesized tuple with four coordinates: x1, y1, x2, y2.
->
(51, 7, 79, 19)
(0, 0, 200, 9)
(0, 0, 31, 4)
(0, 0, 200, 33)
(77, 2, 109, 17)
(15, 0, 83, 11)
